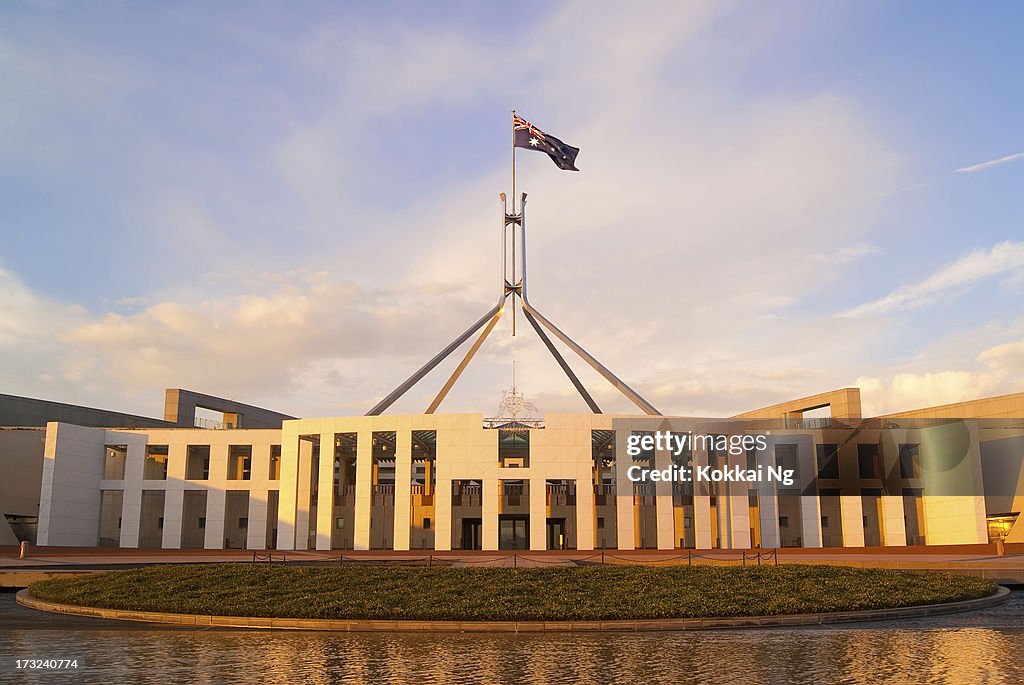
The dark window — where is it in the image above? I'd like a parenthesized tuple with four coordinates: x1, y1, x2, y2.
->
(186, 445, 212, 480)
(239, 517, 248, 529)
(899, 444, 921, 478)
(423, 517, 431, 530)
(858, 444, 879, 479)
(158, 517, 164, 529)
(198, 517, 206, 529)
(816, 444, 839, 479)
(746, 448, 757, 471)
(270, 445, 282, 480)
(775, 444, 798, 475)
(779, 516, 789, 528)
(597, 517, 605, 529)
(821, 516, 829, 528)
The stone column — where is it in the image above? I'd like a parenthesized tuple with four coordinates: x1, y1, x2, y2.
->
(353, 431, 373, 550)
(393, 431, 413, 551)
(840, 495, 865, 547)
(315, 431, 335, 551)
(880, 495, 907, 546)
(529, 477, 546, 551)
(247, 489, 269, 551)
(654, 443, 675, 550)
(276, 426, 301, 551)
(117, 437, 147, 548)
(485, 478, 502, 551)
(614, 430, 635, 550)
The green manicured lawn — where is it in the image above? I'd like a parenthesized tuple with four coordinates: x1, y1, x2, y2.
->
(28, 564, 996, 621)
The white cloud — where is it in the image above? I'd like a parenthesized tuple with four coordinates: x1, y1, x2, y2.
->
(856, 371, 1004, 416)
(842, 241, 1024, 317)
(955, 151, 1024, 174)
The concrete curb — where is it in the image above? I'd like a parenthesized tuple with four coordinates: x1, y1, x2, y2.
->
(15, 586, 1011, 632)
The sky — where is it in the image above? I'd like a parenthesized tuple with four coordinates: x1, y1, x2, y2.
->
(1, 1, 1023, 421)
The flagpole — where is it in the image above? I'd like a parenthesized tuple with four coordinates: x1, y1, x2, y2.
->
(510, 109, 517, 336)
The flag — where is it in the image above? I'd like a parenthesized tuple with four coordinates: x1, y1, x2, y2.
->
(513, 114, 579, 171)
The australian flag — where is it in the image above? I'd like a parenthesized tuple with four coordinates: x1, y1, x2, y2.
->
(513, 114, 579, 171)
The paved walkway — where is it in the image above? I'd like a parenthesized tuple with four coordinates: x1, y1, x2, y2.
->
(4, 544, 1024, 581)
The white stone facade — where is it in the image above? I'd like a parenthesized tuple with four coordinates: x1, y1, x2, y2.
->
(35, 413, 998, 550)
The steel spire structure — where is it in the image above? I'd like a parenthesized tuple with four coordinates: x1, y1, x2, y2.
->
(366, 112, 660, 417)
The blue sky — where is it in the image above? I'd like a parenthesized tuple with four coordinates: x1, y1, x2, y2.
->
(1, 1, 1022, 419)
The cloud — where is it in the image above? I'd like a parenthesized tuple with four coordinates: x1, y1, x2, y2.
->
(842, 241, 1024, 317)
(955, 151, 1024, 174)
(14, 2, 1004, 421)
(854, 329, 1024, 415)
(856, 371, 1004, 416)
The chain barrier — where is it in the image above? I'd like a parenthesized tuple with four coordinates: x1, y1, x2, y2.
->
(256, 548, 780, 568)
(250, 551, 286, 567)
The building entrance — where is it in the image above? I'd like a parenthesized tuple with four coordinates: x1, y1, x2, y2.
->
(498, 515, 529, 550)
(461, 518, 482, 550)
(546, 518, 566, 550)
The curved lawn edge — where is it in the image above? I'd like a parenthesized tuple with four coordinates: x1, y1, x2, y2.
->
(16, 586, 1010, 632)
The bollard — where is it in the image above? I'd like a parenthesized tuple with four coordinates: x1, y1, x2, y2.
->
(19, 541, 27, 559)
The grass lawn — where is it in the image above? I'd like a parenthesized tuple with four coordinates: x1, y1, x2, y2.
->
(28, 564, 996, 622)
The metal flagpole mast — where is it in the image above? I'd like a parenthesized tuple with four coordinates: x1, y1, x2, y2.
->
(510, 109, 517, 336)
(366, 110, 662, 416)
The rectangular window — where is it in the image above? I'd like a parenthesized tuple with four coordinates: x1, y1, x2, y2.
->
(683, 516, 692, 529)
(144, 445, 169, 480)
(270, 445, 282, 480)
(198, 517, 206, 529)
(899, 444, 922, 478)
(858, 444, 879, 479)
(779, 516, 789, 528)
(336, 518, 345, 529)
(239, 517, 248, 529)
(746, 448, 757, 472)
(816, 444, 839, 479)
(821, 516, 829, 528)
(228, 445, 253, 480)
(597, 517, 605, 529)
(186, 445, 211, 480)
(499, 429, 530, 468)
(423, 517, 431, 530)
(103, 445, 128, 480)
(775, 444, 798, 475)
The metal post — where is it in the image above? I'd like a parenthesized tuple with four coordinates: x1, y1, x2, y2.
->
(511, 109, 517, 336)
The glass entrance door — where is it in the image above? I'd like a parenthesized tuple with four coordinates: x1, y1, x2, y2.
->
(498, 515, 529, 550)
(546, 518, 566, 550)
(461, 518, 482, 550)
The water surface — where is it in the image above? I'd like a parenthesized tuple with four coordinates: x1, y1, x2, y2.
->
(3, 591, 1023, 683)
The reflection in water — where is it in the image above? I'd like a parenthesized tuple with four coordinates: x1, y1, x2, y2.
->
(3, 593, 1024, 684)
